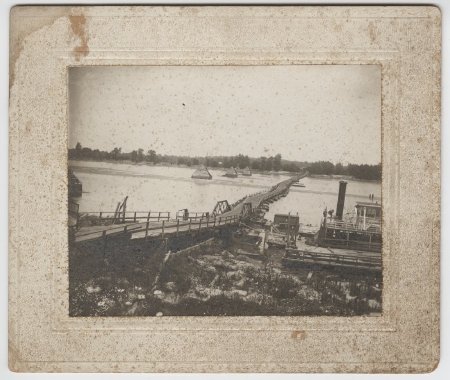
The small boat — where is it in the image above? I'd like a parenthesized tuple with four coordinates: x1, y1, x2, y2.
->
(267, 234, 287, 249)
(68, 168, 83, 197)
(240, 167, 252, 176)
(292, 182, 305, 188)
(191, 166, 212, 180)
(223, 167, 238, 178)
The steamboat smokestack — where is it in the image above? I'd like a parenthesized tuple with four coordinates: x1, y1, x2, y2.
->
(336, 180, 347, 220)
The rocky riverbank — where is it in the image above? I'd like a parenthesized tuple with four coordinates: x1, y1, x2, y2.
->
(69, 230, 382, 317)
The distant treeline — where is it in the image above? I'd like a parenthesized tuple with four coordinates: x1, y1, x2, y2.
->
(68, 143, 381, 181)
(307, 161, 381, 181)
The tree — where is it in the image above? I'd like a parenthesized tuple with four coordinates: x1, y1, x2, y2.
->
(73, 142, 82, 159)
(308, 161, 334, 175)
(137, 148, 144, 162)
(251, 160, 261, 170)
(266, 156, 274, 171)
(334, 162, 344, 175)
(146, 149, 157, 163)
(282, 162, 300, 172)
(273, 154, 282, 171)
(260, 156, 267, 171)
(110, 147, 121, 160)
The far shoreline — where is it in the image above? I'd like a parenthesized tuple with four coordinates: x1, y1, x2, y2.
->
(68, 158, 381, 183)
(308, 173, 381, 183)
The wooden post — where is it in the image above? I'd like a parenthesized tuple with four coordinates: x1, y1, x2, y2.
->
(213, 218, 216, 227)
(134, 212, 137, 222)
(176, 219, 180, 236)
(161, 220, 165, 239)
(145, 220, 149, 240)
(198, 218, 202, 232)
(206, 217, 209, 229)
(262, 229, 268, 256)
(99, 212, 102, 220)
(112, 202, 121, 224)
(158, 212, 161, 221)
(102, 230, 107, 256)
(122, 196, 128, 223)
(167, 212, 170, 221)
(289, 213, 292, 243)
(189, 219, 192, 231)
(219, 217, 222, 225)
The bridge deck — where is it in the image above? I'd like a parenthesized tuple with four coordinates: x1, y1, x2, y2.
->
(74, 215, 240, 243)
(73, 171, 308, 244)
(220, 171, 307, 218)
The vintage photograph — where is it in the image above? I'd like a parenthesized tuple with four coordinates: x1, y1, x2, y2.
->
(68, 65, 382, 317)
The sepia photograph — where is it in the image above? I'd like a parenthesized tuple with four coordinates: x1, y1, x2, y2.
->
(7, 4, 442, 373)
(68, 65, 382, 317)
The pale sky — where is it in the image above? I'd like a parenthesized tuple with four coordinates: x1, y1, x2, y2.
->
(69, 65, 381, 164)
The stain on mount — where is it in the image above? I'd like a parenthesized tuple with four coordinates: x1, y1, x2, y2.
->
(69, 14, 89, 61)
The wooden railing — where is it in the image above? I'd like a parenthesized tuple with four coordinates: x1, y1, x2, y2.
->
(135, 214, 240, 239)
(82, 210, 171, 222)
(324, 220, 381, 233)
(74, 214, 241, 243)
(175, 210, 210, 221)
(320, 237, 382, 252)
(284, 249, 381, 271)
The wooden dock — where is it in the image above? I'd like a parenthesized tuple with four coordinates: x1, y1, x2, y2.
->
(282, 240, 381, 273)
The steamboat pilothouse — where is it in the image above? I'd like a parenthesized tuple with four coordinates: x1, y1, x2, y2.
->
(317, 181, 382, 252)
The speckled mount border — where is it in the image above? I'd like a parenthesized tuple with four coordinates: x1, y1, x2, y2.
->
(8, 6, 440, 373)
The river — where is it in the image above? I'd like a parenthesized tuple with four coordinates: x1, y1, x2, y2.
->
(70, 160, 381, 227)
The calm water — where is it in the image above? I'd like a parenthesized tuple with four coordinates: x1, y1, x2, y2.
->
(265, 176, 381, 227)
(70, 160, 381, 226)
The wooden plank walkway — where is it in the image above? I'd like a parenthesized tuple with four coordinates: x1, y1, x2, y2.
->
(220, 171, 308, 218)
(130, 215, 239, 240)
(283, 240, 382, 273)
(74, 222, 146, 243)
(74, 215, 240, 243)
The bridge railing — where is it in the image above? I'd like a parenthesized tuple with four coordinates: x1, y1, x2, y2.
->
(82, 210, 171, 222)
(175, 210, 210, 221)
(75, 214, 241, 243)
(135, 214, 241, 239)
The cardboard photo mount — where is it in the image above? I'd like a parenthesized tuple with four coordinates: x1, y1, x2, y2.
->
(9, 6, 440, 373)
